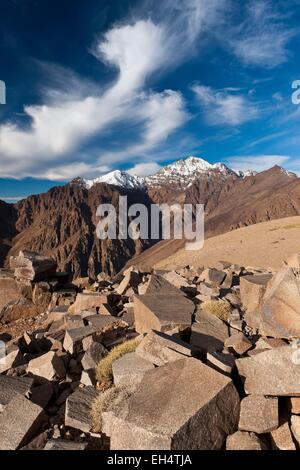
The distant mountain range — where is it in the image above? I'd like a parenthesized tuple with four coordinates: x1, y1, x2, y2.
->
(0, 156, 300, 277)
(75, 156, 262, 191)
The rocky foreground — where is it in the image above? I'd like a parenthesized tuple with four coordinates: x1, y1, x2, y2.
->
(1, 251, 300, 450)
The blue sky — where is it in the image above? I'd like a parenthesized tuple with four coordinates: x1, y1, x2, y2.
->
(1, 0, 300, 201)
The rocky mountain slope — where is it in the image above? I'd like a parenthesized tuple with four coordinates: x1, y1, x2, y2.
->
(0, 157, 300, 278)
(154, 216, 300, 271)
(126, 165, 300, 269)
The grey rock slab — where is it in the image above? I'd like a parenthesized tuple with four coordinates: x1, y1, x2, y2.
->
(239, 396, 278, 434)
(102, 358, 240, 450)
(0, 394, 46, 450)
(236, 346, 300, 396)
(134, 294, 194, 335)
(65, 386, 98, 433)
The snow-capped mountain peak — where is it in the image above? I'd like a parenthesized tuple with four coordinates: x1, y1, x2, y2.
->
(144, 156, 237, 188)
(83, 170, 144, 190)
(72, 156, 283, 191)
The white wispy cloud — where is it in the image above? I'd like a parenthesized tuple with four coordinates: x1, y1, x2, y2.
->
(127, 162, 161, 176)
(0, 196, 26, 203)
(225, 155, 291, 172)
(0, 1, 224, 181)
(227, 0, 297, 68)
(192, 84, 259, 126)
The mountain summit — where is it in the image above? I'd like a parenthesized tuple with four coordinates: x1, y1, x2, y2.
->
(83, 170, 144, 190)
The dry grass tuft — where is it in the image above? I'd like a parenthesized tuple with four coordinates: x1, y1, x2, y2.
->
(91, 386, 133, 433)
(95, 338, 140, 386)
(202, 300, 231, 322)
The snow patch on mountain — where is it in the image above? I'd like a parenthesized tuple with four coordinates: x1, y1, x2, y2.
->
(83, 170, 144, 190)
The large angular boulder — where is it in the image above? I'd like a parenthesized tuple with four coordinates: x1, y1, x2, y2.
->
(236, 346, 300, 396)
(240, 274, 272, 313)
(144, 274, 186, 297)
(0, 395, 46, 450)
(73, 292, 114, 314)
(10, 250, 57, 281)
(134, 294, 194, 335)
(27, 351, 66, 381)
(239, 396, 278, 433)
(247, 267, 300, 339)
(199, 268, 226, 287)
(102, 358, 240, 450)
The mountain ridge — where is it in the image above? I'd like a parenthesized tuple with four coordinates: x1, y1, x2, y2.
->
(72, 156, 293, 193)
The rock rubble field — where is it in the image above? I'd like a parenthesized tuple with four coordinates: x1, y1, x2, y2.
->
(0, 250, 300, 450)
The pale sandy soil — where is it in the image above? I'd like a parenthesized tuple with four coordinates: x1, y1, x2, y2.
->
(155, 216, 300, 270)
